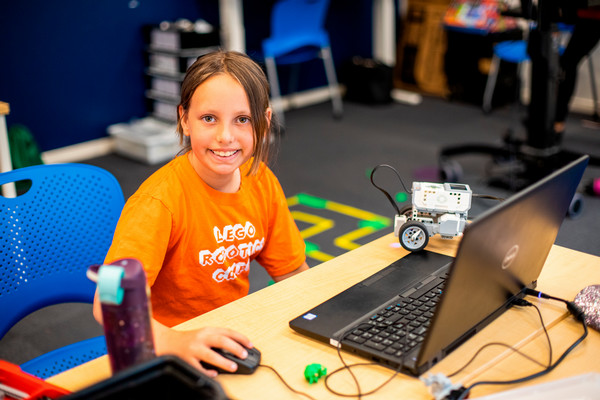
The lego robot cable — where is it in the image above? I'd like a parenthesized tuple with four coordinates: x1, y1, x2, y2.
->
(370, 164, 504, 213)
(370, 164, 412, 215)
(472, 193, 505, 201)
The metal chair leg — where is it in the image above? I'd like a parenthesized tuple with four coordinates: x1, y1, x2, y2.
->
(482, 54, 500, 114)
(588, 54, 599, 120)
(265, 56, 285, 126)
(321, 47, 343, 118)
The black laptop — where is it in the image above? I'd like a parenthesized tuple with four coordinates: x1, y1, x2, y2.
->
(290, 155, 589, 376)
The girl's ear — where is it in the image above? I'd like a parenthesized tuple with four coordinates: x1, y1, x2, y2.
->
(266, 107, 272, 129)
(179, 105, 190, 136)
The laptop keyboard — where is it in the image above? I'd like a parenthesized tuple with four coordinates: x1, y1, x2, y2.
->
(343, 276, 447, 359)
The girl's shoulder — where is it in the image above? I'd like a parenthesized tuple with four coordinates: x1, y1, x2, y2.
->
(134, 154, 191, 198)
(242, 160, 279, 186)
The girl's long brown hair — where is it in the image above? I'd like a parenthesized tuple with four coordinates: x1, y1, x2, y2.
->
(177, 50, 278, 174)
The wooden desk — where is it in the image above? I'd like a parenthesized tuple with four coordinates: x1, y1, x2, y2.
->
(47, 235, 600, 399)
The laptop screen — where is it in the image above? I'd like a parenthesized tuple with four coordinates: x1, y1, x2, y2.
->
(417, 155, 589, 369)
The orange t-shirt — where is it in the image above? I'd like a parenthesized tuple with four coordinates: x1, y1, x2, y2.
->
(105, 153, 306, 327)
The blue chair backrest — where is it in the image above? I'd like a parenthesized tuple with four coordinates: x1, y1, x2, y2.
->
(271, 0, 330, 40)
(263, 0, 332, 61)
(0, 164, 124, 339)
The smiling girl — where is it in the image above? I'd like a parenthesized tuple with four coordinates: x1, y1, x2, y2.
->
(94, 50, 308, 376)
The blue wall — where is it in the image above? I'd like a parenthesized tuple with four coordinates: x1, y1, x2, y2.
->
(0, 1, 373, 152)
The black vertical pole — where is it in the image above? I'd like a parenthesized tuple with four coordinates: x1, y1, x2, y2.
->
(526, 0, 561, 151)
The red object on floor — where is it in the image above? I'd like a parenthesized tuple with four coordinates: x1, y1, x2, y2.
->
(0, 360, 70, 400)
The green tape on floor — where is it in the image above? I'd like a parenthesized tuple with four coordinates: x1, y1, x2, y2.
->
(358, 219, 388, 230)
(297, 193, 328, 209)
(304, 241, 320, 253)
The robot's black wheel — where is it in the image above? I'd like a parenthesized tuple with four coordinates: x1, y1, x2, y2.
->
(399, 205, 413, 219)
(567, 192, 584, 219)
(399, 221, 429, 252)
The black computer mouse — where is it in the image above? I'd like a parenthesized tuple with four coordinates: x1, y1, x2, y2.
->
(201, 346, 261, 375)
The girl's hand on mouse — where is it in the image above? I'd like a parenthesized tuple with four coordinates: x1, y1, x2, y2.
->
(152, 322, 253, 376)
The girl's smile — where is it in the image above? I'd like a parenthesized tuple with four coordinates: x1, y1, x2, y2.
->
(180, 73, 256, 192)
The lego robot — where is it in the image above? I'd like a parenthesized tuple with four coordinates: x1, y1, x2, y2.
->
(370, 164, 473, 252)
(394, 182, 472, 252)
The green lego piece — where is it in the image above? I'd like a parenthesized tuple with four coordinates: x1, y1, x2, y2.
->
(304, 363, 327, 384)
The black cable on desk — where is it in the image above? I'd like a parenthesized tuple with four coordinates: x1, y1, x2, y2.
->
(447, 301, 552, 379)
(259, 364, 318, 400)
(325, 322, 405, 399)
(259, 321, 406, 400)
(453, 292, 588, 400)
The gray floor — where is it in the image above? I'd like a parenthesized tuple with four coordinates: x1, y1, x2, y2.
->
(1, 95, 599, 366)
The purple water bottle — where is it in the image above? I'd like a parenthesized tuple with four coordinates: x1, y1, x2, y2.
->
(88, 258, 156, 374)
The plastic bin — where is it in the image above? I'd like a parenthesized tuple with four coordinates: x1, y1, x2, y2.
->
(108, 117, 181, 165)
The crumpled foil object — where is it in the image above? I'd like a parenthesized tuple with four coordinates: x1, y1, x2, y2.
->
(574, 284, 600, 331)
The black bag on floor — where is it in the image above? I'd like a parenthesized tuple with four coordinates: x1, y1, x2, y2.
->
(342, 57, 393, 104)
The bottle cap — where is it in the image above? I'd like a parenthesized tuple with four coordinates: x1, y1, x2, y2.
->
(98, 265, 125, 305)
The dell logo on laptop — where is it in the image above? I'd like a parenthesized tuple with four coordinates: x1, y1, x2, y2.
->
(303, 313, 318, 321)
(502, 245, 519, 270)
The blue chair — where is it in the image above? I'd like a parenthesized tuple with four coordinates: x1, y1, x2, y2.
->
(0, 163, 125, 379)
(482, 24, 585, 114)
(482, 40, 529, 113)
(262, 0, 343, 125)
